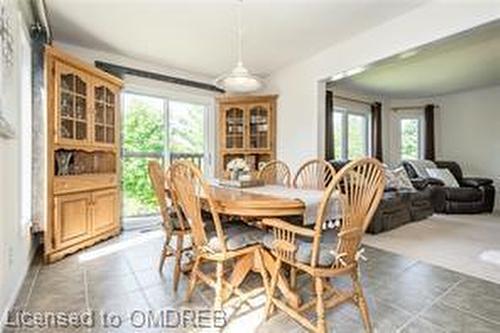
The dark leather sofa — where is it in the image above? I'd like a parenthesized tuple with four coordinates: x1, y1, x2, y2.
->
(402, 160, 496, 214)
(330, 160, 434, 234)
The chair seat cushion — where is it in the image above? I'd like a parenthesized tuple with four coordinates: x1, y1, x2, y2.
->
(262, 231, 338, 266)
(207, 223, 266, 252)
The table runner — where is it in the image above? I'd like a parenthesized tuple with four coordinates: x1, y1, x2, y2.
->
(242, 185, 342, 225)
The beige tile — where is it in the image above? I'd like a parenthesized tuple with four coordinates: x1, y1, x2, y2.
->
(87, 273, 141, 301)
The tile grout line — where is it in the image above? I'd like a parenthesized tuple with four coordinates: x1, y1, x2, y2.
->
(126, 255, 153, 309)
(83, 268, 90, 310)
(396, 277, 465, 332)
(440, 298, 500, 326)
(368, 259, 419, 292)
(82, 268, 94, 333)
(22, 261, 42, 308)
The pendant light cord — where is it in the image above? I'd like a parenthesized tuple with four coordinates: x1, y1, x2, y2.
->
(237, 0, 243, 66)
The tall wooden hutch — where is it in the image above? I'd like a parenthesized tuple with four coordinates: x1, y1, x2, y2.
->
(45, 47, 123, 263)
(217, 95, 277, 177)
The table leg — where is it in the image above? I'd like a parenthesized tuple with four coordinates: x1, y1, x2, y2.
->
(260, 250, 300, 309)
(224, 252, 254, 301)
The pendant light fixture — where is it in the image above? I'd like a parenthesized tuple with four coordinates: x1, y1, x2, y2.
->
(215, 0, 263, 93)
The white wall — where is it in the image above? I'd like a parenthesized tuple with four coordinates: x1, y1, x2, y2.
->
(434, 85, 500, 180)
(265, 1, 500, 171)
(0, 0, 35, 324)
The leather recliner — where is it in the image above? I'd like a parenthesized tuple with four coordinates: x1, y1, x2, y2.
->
(402, 160, 495, 214)
(329, 160, 434, 234)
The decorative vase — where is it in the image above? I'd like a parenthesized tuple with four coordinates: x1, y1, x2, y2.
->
(56, 151, 73, 175)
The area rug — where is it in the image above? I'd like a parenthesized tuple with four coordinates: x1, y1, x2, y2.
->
(363, 213, 500, 284)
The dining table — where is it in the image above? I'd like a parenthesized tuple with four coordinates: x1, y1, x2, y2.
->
(166, 180, 340, 309)
(203, 182, 306, 218)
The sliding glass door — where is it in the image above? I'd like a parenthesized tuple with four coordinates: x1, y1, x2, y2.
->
(122, 92, 207, 218)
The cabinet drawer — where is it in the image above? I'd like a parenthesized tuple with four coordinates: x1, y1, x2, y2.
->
(54, 174, 117, 194)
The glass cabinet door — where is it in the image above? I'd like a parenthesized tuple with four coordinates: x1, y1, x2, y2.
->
(94, 84, 117, 145)
(224, 106, 245, 150)
(55, 63, 90, 144)
(248, 104, 271, 149)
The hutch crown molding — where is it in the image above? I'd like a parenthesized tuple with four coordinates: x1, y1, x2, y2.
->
(44, 46, 123, 263)
(217, 95, 277, 177)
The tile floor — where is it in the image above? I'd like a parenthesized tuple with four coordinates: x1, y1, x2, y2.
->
(4, 229, 500, 333)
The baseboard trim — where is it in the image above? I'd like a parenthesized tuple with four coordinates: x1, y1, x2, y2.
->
(0, 239, 40, 331)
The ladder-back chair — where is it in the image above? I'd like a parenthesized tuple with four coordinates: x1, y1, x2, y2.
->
(148, 161, 190, 291)
(170, 161, 267, 310)
(292, 158, 335, 190)
(261, 158, 385, 333)
(257, 160, 291, 187)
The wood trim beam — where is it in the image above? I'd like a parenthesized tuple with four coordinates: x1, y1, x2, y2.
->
(94, 61, 225, 93)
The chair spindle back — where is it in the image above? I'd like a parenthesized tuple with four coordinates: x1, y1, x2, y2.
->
(293, 159, 335, 190)
(311, 158, 385, 268)
(258, 160, 291, 186)
(170, 161, 226, 253)
(148, 161, 175, 236)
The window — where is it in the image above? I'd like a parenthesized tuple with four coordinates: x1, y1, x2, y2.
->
(333, 108, 370, 160)
(122, 92, 208, 217)
(400, 117, 422, 160)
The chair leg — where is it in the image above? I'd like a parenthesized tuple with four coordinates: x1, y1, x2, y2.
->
(214, 261, 224, 310)
(315, 277, 327, 333)
(256, 249, 270, 294)
(264, 257, 281, 320)
(185, 255, 201, 303)
(352, 270, 372, 333)
(290, 266, 297, 289)
(173, 234, 184, 292)
(158, 237, 171, 273)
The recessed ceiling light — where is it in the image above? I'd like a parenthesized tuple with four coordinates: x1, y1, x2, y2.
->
(345, 66, 367, 76)
(331, 72, 346, 81)
(399, 50, 420, 59)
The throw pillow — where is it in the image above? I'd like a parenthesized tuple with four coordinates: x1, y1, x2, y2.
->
(393, 167, 416, 191)
(383, 165, 400, 190)
(406, 159, 437, 178)
(426, 168, 460, 187)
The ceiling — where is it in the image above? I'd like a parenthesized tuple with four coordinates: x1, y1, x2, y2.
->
(45, 0, 426, 79)
(336, 20, 500, 98)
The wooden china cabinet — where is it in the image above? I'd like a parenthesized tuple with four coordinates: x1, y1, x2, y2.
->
(45, 46, 123, 263)
(217, 95, 277, 177)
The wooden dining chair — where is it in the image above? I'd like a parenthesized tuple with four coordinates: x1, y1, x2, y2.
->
(148, 160, 190, 291)
(258, 160, 291, 186)
(261, 158, 385, 333)
(170, 160, 267, 310)
(292, 158, 336, 190)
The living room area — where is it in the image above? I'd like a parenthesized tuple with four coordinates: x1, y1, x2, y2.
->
(2, 1, 500, 332)
(327, 20, 500, 284)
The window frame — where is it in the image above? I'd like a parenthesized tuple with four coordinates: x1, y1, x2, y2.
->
(333, 106, 371, 160)
(397, 111, 425, 161)
(121, 90, 212, 175)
